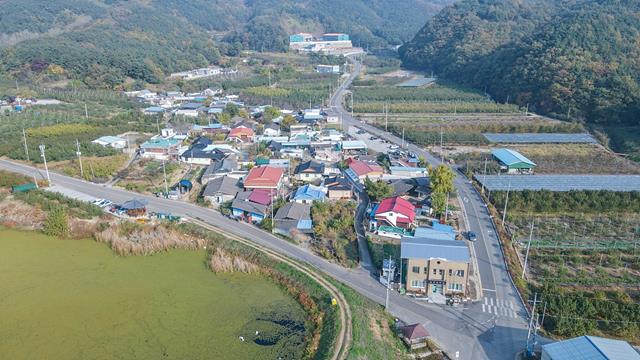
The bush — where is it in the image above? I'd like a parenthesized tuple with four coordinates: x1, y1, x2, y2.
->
(43, 207, 69, 238)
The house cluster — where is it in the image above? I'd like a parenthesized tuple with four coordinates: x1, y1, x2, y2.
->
(168, 66, 237, 81)
(358, 151, 470, 299)
(289, 32, 357, 54)
(124, 88, 247, 117)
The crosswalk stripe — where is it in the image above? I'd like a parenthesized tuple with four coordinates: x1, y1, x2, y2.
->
(484, 297, 488, 305)
(494, 306, 499, 315)
(482, 304, 486, 313)
(489, 298, 494, 306)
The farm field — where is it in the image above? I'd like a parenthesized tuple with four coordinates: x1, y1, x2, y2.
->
(456, 144, 640, 175)
(0, 88, 155, 163)
(484, 189, 640, 342)
(0, 229, 308, 360)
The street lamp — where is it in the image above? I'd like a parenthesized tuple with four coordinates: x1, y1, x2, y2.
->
(39, 144, 51, 186)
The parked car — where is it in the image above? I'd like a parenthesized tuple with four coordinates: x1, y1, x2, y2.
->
(466, 231, 477, 242)
(389, 144, 399, 150)
(356, 129, 366, 134)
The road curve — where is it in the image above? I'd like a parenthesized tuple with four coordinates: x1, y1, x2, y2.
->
(189, 218, 352, 360)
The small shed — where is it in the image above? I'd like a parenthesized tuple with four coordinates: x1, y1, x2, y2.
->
(178, 179, 193, 193)
(11, 183, 38, 193)
(121, 199, 148, 217)
(400, 323, 430, 350)
(491, 148, 536, 174)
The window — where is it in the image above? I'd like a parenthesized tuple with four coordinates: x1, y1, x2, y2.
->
(448, 269, 453, 276)
(423, 267, 428, 274)
(411, 280, 426, 289)
(439, 269, 444, 275)
(456, 270, 465, 277)
(432, 268, 437, 275)
(412, 266, 420, 273)
(448, 283, 463, 292)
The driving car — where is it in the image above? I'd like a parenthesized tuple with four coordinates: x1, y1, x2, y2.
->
(467, 231, 477, 241)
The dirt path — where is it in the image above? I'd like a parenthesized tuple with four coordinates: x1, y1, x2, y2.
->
(188, 218, 353, 360)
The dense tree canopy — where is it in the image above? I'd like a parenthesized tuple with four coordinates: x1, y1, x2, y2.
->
(400, 0, 640, 126)
(0, 0, 452, 88)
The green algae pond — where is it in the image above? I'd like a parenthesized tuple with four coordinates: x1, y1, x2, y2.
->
(0, 229, 308, 359)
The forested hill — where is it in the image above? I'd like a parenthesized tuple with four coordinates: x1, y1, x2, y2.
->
(399, 0, 640, 126)
(0, 0, 451, 87)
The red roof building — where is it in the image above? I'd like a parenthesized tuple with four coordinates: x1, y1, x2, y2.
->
(374, 196, 415, 228)
(347, 159, 384, 180)
(227, 125, 255, 143)
(248, 189, 273, 205)
(244, 166, 285, 190)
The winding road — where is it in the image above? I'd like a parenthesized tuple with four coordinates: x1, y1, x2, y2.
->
(0, 57, 532, 360)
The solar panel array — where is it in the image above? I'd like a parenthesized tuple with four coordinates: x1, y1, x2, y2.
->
(476, 175, 640, 192)
(483, 133, 597, 144)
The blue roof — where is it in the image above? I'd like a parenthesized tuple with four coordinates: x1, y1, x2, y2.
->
(293, 184, 325, 201)
(401, 236, 470, 262)
(412, 227, 456, 241)
(431, 221, 455, 234)
(144, 106, 164, 113)
(491, 148, 536, 167)
(389, 166, 427, 173)
(542, 335, 640, 360)
(340, 140, 367, 150)
(95, 135, 125, 143)
(141, 138, 181, 149)
(344, 168, 360, 183)
(297, 219, 313, 230)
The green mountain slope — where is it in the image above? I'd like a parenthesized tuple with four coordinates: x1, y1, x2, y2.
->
(0, 0, 451, 87)
(400, 0, 640, 126)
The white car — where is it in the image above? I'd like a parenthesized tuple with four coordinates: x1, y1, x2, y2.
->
(99, 200, 113, 208)
(389, 145, 399, 150)
(92, 198, 105, 206)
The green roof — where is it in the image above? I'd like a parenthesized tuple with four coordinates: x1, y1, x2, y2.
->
(492, 148, 536, 168)
(140, 138, 181, 149)
(378, 226, 409, 235)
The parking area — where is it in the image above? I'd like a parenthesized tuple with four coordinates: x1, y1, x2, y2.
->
(347, 126, 393, 153)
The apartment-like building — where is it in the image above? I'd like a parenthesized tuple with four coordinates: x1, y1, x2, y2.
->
(401, 235, 470, 297)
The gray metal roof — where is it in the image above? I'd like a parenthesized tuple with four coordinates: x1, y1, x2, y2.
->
(542, 336, 640, 360)
(275, 202, 311, 221)
(400, 236, 470, 263)
(483, 133, 597, 144)
(476, 175, 640, 192)
(202, 176, 241, 197)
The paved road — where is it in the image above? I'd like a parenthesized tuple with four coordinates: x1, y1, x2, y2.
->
(0, 158, 525, 359)
(0, 59, 530, 360)
(329, 57, 531, 359)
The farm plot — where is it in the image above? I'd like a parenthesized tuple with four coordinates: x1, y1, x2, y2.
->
(0, 89, 153, 163)
(457, 144, 640, 175)
(234, 71, 339, 109)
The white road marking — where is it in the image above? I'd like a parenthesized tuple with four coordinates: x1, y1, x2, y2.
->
(482, 304, 486, 313)
(489, 298, 494, 306)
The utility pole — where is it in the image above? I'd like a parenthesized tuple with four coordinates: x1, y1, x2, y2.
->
(350, 93, 354, 117)
(384, 102, 388, 132)
(161, 160, 169, 196)
(526, 293, 543, 358)
(271, 188, 275, 234)
(84, 103, 89, 120)
(22, 128, 29, 161)
(502, 181, 511, 225)
(39, 145, 51, 186)
(440, 126, 444, 163)
(401, 127, 405, 149)
(444, 192, 450, 222)
(522, 220, 534, 279)
(75, 139, 84, 179)
(482, 157, 488, 194)
(385, 256, 392, 310)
